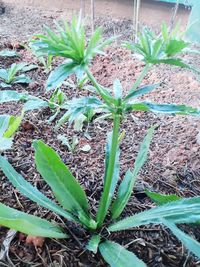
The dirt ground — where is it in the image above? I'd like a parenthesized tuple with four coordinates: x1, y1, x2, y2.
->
(0, 1, 200, 267)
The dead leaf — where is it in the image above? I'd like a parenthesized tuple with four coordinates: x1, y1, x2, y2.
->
(26, 236, 45, 248)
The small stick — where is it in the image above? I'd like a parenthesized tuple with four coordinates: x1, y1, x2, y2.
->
(81, 0, 85, 18)
(169, 0, 179, 33)
(135, 0, 141, 42)
(91, 0, 95, 33)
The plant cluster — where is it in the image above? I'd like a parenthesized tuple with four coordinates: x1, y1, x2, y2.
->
(0, 17, 200, 266)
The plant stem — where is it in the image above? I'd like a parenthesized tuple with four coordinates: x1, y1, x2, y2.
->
(96, 114, 121, 227)
(125, 63, 151, 101)
(85, 68, 113, 107)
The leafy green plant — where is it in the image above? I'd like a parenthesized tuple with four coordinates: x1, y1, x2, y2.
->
(0, 50, 19, 57)
(123, 22, 199, 76)
(31, 15, 115, 91)
(0, 63, 38, 88)
(57, 134, 79, 152)
(0, 113, 23, 151)
(29, 42, 53, 73)
(1, 18, 200, 266)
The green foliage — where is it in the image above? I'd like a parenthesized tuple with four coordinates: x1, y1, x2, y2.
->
(0, 202, 67, 238)
(0, 90, 48, 111)
(99, 241, 146, 267)
(0, 50, 19, 57)
(32, 15, 114, 90)
(29, 42, 53, 73)
(124, 23, 196, 71)
(1, 17, 200, 267)
(57, 134, 79, 152)
(0, 113, 23, 151)
(0, 63, 37, 88)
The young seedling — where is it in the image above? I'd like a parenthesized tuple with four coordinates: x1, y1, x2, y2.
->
(0, 62, 38, 88)
(29, 42, 53, 73)
(0, 18, 200, 267)
(0, 112, 24, 151)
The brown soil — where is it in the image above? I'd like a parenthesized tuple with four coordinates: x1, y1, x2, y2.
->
(0, 2, 200, 267)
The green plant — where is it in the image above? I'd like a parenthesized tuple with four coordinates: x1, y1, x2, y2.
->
(123, 22, 199, 76)
(57, 134, 79, 152)
(31, 15, 115, 91)
(0, 63, 38, 88)
(1, 19, 200, 266)
(29, 42, 53, 73)
(0, 112, 23, 151)
(0, 50, 19, 57)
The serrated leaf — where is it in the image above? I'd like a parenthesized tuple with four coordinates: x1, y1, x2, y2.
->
(99, 241, 146, 267)
(109, 196, 200, 232)
(0, 202, 67, 238)
(163, 220, 200, 259)
(126, 102, 200, 116)
(145, 190, 181, 205)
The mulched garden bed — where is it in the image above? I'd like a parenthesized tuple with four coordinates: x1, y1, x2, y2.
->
(1, 3, 200, 267)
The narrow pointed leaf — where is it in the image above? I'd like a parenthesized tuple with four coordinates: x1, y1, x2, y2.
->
(104, 132, 120, 208)
(4, 113, 24, 138)
(109, 196, 200, 232)
(111, 126, 155, 219)
(125, 84, 159, 101)
(0, 156, 77, 222)
(0, 202, 67, 238)
(99, 241, 146, 267)
(163, 220, 200, 259)
(145, 190, 181, 205)
(0, 115, 10, 137)
(126, 102, 200, 116)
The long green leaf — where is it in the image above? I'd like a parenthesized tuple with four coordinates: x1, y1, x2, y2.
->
(4, 112, 24, 138)
(46, 62, 83, 91)
(145, 190, 181, 205)
(125, 84, 159, 101)
(0, 115, 10, 137)
(33, 140, 96, 229)
(0, 138, 13, 151)
(163, 220, 200, 259)
(111, 126, 155, 219)
(126, 102, 200, 116)
(0, 202, 67, 238)
(0, 156, 77, 222)
(104, 131, 120, 209)
(109, 196, 200, 232)
(99, 240, 146, 267)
